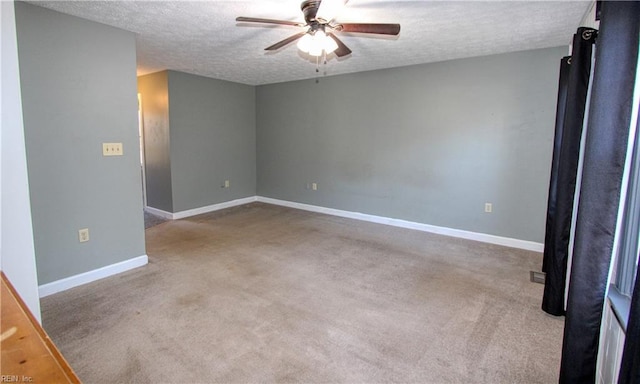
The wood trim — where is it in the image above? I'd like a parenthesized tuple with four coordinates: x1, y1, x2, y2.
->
(1, 271, 81, 383)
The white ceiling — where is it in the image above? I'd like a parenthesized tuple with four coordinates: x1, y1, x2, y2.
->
(28, 1, 591, 85)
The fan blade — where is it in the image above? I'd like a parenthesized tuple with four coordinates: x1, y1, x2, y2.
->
(265, 32, 307, 51)
(316, 0, 348, 22)
(327, 33, 352, 57)
(338, 23, 400, 35)
(236, 17, 304, 27)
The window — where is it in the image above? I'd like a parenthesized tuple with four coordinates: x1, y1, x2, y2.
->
(611, 116, 640, 330)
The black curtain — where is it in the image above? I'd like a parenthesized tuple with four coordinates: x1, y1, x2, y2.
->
(542, 56, 571, 272)
(542, 56, 570, 275)
(560, 1, 640, 383)
(542, 28, 597, 316)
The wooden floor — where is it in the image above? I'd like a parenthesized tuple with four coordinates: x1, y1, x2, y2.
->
(1, 272, 80, 383)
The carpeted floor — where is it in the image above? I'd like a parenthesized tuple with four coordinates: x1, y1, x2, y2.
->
(41, 203, 564, 383)
(144, 210, 168, 229)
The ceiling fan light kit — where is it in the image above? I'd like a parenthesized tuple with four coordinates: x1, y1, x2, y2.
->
(297, 30, 338, 56)
(236, 0, 400, 61)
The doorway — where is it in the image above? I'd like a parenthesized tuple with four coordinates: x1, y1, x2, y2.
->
(138, 93, 147, 208)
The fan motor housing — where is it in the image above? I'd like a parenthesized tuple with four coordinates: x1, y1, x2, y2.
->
(301, 0, 321, 23)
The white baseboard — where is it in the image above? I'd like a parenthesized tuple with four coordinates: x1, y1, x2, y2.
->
(173, 196, 257, 219)
(145, 196, 258, 220)
(256, 196, 544, 252)
(146, 195, 543, 252)
(38, 255, 148, 297)
(144, 206, 173, 220)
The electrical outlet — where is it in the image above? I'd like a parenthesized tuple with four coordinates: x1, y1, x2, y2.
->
(484, 203, 493, 213)
(224, 180, 230, 188)
(78, 228, 90, 243)
(312, 182, 318, 191)
(102, 142, 123, 156)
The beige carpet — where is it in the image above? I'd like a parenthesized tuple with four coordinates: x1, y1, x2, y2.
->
(144, 210, 168, 229)
(41, 203, 564, 383)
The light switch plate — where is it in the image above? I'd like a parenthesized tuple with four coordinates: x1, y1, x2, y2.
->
(103, 142, 123, 156)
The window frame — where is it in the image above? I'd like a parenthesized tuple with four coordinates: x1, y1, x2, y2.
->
(610, 114, 640, 331)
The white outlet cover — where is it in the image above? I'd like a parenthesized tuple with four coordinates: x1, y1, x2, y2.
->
(78, 228, 90, 242)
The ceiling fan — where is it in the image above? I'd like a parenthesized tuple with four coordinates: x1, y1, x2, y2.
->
(236, 0, 401, 58)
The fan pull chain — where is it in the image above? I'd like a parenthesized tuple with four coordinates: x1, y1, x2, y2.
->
(323, 51, 328, 78)
(314, 51, 329, 83)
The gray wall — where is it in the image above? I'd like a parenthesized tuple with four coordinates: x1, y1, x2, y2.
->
(138, 70, 256, 213)
(138, 71, 173, 212)
(15, 2, 146, 285)
(257, 47, 565, 242)
(167, 71, 256, 212)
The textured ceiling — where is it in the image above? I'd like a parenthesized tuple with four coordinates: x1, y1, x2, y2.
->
(28, 1, 591, 85)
